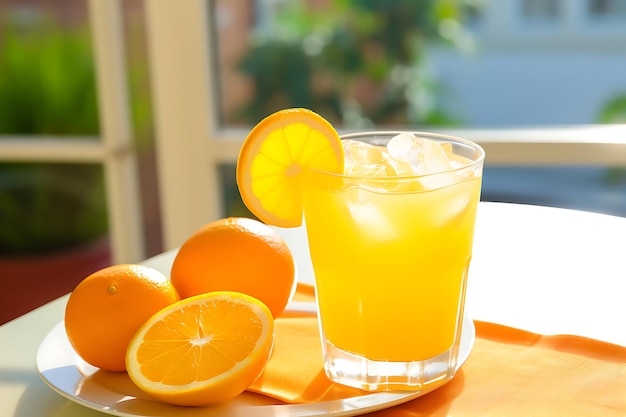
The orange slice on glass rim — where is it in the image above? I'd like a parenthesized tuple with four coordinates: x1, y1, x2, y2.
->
(236, 108, 344, 227)
(125, 291, 274, 406)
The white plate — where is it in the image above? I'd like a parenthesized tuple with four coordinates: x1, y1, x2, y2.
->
(36, 305, 475, 417)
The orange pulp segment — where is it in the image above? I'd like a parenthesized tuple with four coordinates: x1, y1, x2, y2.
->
(126, 291, 274, 406)
(236, 108, 344, 227)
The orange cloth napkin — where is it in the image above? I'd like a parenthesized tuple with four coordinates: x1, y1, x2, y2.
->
(248, 284, 626, 415)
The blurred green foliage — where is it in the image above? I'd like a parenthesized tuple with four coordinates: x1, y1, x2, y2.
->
(598, 94, 626, 124)
(0, 18, 99, 134)
(0, 163, 108, 254)
(0, 17, 107, 255)
(230, 0, 472, 218)
(598, 93, 626, 185)
(237, 0, 472, 127)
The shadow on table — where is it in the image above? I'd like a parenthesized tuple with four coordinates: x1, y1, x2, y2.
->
(11, 373, 101, 417)
(367, 370, 466, 417)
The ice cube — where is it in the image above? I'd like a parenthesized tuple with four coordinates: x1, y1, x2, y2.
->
(344, 134, 467, 191)
(431, 184, 473, 227)
(417, 138, 453, 174)
(343, 139, 402, 179)
(386, 132, 417, 162)
(387, 133, 454, 177)
(441, 142, 473, 169)
(382, 151, 413, 176)
(412, 139, 451, 175)
(346, 190, 399, 241)
(343, 140, 385, 164)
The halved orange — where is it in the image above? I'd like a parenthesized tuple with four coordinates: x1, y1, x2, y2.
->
(236, 108, 344, 227)
(125, 291, 274, 406)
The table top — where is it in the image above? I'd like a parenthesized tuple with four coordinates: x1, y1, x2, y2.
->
(2, 202, 625, 417)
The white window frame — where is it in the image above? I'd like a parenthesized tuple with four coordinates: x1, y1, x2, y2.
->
(0, 0, 144, 264)
(145, 0, 626, 251)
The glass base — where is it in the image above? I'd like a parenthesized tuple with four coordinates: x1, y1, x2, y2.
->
(323, 341, 459, 391)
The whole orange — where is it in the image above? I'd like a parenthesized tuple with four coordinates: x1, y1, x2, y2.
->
(170, 217, 296, 318)
(64, 264, 180, 372)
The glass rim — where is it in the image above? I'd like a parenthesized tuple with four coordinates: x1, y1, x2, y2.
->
(309, 130, 485, 180)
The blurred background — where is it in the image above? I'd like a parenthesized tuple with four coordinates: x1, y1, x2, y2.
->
(1, 0, 625, 321)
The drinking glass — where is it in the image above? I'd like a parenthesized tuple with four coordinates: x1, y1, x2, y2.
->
(301, 131, 484, 391)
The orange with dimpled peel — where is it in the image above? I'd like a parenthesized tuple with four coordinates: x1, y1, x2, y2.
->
(64, 264, 180, 372)
(170, 217, 295, 318)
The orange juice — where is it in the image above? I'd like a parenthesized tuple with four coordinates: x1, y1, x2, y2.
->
(303, 174, 480, 361)
(301, 131, 484, 390)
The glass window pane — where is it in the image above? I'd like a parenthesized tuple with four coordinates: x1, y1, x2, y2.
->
(483, 165, 626, 217)
(213, 0, 626, 219)
(0, 163, 108, 255)
(588, 0, 626, 18)
(214, 0, 626, 128)
(522, 0, 560, 20)
(0, 3, 99, 136)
